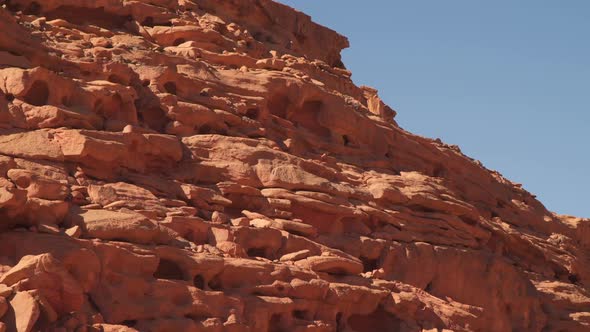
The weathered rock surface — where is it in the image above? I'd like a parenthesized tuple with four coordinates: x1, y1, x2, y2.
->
(0, 0, 588, 331)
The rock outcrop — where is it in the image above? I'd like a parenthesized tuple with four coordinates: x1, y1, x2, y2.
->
(0, 1, 588, 331)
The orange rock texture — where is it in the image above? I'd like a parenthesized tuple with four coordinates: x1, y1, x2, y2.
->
(0, 1, 588, 331)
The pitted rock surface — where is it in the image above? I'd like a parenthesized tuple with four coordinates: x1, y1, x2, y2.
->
(0, 1, 588, 331)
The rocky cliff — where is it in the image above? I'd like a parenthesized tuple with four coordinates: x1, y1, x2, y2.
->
(0, 1, 588, 331)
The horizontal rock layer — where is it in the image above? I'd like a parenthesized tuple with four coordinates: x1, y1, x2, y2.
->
(0, 1, 588, 332)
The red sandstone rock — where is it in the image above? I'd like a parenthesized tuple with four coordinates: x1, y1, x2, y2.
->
(0, 1, 587, 331)
(6, 291, 40, 332)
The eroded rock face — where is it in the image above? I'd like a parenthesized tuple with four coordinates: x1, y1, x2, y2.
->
(0, 1, 588, 331)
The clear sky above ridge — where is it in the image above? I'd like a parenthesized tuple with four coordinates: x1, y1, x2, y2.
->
(278, 1, 590, 218)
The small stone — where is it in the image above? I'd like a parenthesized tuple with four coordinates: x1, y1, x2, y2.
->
(158, 198, 187, 207)
(211, 211, 230, 224)
(37, 223, 60, 234)
(249, 218, 272, 228)
(199, 88, 211, 96)
(9, 291, 40, 332)
(65, 225, 81, 238)
(230, 217, 249, 227)
(122, 124, 134, 133)
(280, 250, 311, 262)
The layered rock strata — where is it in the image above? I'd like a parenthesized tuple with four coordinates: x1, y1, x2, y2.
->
(0, 1, 588, 331)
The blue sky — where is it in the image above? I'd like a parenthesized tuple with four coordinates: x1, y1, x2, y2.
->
(278, 1, 590, 217)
